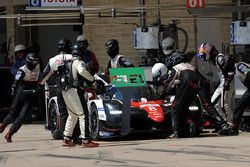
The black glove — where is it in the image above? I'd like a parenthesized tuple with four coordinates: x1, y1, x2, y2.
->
(95, 80, 105, 95)
(224, 80, 230, 91)
(11, 87, 16, 97)
(37, 84, 44, 92)
(224, 84, 230, 91)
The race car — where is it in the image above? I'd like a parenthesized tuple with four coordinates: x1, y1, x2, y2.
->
(44, 68, 204, 140)
(87, 80, 173, 140)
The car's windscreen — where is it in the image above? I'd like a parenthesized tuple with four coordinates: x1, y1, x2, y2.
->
(108, 86, 155, 102)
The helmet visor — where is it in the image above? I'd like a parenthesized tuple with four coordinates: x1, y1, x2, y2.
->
(197, 43, 211, 61)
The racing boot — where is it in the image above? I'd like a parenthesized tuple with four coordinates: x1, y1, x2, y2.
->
(0, 123, 7, 133)
(218, 123, 239, 136)
(82, 140, 99, 148)
(62, 136, 75, 147)
(4, 129, 13, 143)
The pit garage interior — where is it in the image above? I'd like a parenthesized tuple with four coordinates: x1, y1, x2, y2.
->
(0, 0, 250, 130)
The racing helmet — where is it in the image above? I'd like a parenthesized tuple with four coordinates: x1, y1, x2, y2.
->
(15, 44, 26, 53)
(105, 39, 119, 58)
(162, 37, 176, 56)
(26, 52, 40, 70)
(152, 63, 167, 80)
(57, 39, 72, 54)
(197, 43, 218, 64)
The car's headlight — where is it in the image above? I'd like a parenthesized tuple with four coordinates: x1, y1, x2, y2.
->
(189, 106, 199, 111)
(105, 102, 122, 115)
(109, 110, 122, 115)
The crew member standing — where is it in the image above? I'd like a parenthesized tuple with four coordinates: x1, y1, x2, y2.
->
(39, 39, 73, 139)
(10, 44, 27, 76)
(77, 34, 99, 75)
(61, 43, 99, 147)
(231, 62, 250, 135)
(197, 43, 235, 121)
(105, 39, 134, 75)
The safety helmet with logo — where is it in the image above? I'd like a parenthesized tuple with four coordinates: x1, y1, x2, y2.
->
(26, 52, 40, 70)
(15, 44, 26, 53)
(105, 39, 119, 58)
(162, 37, 176, 56)
(57, 39, 72, 54)
(77, 34, 89, 50)
(197, 43, 218, 65)
(152, 63, 167, 81)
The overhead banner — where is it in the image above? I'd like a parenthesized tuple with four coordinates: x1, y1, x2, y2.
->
(29, 0, 78, 7)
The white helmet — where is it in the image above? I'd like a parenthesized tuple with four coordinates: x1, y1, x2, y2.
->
(14, 44, 26, 52)
(162, 37, 176, 55)
(77, 34, 87, 42)
(152, 63, 167, 80)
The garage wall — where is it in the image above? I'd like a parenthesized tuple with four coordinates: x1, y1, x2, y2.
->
(37, 26, 79, 64)
(3, 0, 233, 72)
(82, 0, 232, 71)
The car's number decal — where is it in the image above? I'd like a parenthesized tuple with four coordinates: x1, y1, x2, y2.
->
(148, 106, 158, 111)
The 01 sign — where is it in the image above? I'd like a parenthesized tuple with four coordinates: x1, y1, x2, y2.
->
(186, 0, 205, 8)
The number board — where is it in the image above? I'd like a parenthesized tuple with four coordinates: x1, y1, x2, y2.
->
(186, 0, 205, 8)
(109, 67, 146, 87)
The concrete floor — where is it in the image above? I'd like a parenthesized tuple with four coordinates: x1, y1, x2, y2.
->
(0, 124, 250, 167)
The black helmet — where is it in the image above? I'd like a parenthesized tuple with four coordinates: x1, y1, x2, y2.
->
(26, 52, 40, 70)
(57, 39, 72, 54)
(71, 42, 82, 57)
(165, 52, 186, 70)
(105, 39, 119, 58)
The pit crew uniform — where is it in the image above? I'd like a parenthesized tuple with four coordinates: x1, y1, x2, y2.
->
(0, 53, 40, 142)
(210, 53, 235, 121)
(164, 53, 232, 135)
(165, 62, 201, 138)
(232, 62, 250, 134)
(40, 53, 72, 139)
(62, 55, 99, 147)
(106, 54, 134, 74)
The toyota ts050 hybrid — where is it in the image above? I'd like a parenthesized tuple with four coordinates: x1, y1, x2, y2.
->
(44, 67, 203, 140)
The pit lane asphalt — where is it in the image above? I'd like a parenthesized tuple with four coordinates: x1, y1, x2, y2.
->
(0, 123, 250, 167)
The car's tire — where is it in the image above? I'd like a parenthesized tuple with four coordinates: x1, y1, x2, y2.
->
(89, 104, 101, 140)
(49, 102, 62, 140)
(189, 122, 201, 137)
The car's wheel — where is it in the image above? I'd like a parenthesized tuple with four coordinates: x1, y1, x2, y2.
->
(89, 104, 101, 140)
(48, 102, 62, 140)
